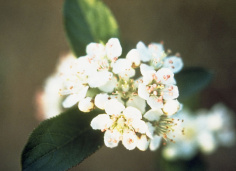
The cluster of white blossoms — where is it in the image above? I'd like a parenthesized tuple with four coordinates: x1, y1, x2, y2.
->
(35, 53, 76, 120)
(162, 103, 236, 160)
(40, 38, 184, 150)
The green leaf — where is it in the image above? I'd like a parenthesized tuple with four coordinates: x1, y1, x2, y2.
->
(64, 0, 119, 57)
(176, 67, 213, 101)
(21, 108, 104, 171)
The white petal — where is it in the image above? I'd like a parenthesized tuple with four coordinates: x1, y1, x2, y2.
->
(150, 135, 162, 151)
(147, 96, 163, 109)
(122, 131, 138, 150)
(86, 42, 105, 58)
(56, 53, 77, 74)
(156, 68, 175, 85)
(132, 119, 148, 134)
(163, 56, 183, 73)
(140, 66, 156, 84)
(137, 135, 150, 151)
(126, 49, 141, 66)
(76, 56, 97, 75)
(148, 43, 164, 57)
(144, 109, 163, 121)
(88, 71, 112, 87)
(162, 146, 179, 160)
(163, 85, 179, 100)
(119, 68, 135, 79)
(113, 59, 132, 74)
(104, 99, 125, 115)
(197, 131, 217, 154)
(126, 96, 146, 114)
(138, 84, 149, 100)
(123, 106, 142, 120)
(136, 41, 151, 62)
(78, 97, 94, 112)
(146, 122, 155, 136)
(78, 85, 89, 98)
(62, 91, 86, 108)
(99, 76, 117, 93)
(109, 94, 124, 105)
(140, 64, 155, 75)
(106, 38, 122, 60)
(163, 100, 180, 115)
(104, 130, 121, 148)
(94, 93, 109, 109)
(41, 74, 64, 119)
(91, 114, 112, 130)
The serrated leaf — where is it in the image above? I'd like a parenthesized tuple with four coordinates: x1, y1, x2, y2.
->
(176, 67, 213, 101)
(64, 0, 119, 57)
(21, 108, 104, 171)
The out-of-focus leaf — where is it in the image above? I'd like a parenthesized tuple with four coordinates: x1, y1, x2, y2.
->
(176, 67, 213, 101)
(64, 0, 119, 57)
(21, 108, 103, 171)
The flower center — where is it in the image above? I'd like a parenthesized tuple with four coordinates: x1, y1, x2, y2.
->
(114, 78, 136, 99)
(153, 115, 184, 143)
(146, 83, 165, 97)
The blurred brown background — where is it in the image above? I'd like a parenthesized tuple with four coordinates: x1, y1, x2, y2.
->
(0, 0, 235, 170)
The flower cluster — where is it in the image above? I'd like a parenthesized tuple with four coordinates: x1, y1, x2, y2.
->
(162, 103, 236, 160)
(41, 38, 184, 151)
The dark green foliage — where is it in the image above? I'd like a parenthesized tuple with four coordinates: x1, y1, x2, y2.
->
(21, 108, 104, 171)
(64, 0, 119, 57)
(176, 67, 213, 101)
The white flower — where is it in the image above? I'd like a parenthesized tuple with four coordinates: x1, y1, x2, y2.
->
(137, 121, 163, 151)
(122, 131, 138, 150)
(144, 109, 163, 121)
(126, 49, 141, 67)
(136, 41, 164, 63)
(143, 109, 183, 151)
(137, 135, 149, 151)
(36, 74, 64, 120)
(62, 85, 89, 108)
(106, 38, 122, 61)
(136, 41, 151, 62)
(113, 58, 135, 79)
(104, 130, 121, 148)
(104, 99, 125, 116)
(197, 131, 217, 154)
(78, 97, 94, 112)
(59, 56, 98, 109)
(163, 99, 180, 115)
(94, 93, 109, 110)
(86, 42, 106, 59)
(161, 110, 198, 160)
(138, 66, 178, 109)
(112, 76, 138, 100)
(126, 96, 146, 114)
(91, 114, 112, 131)
(162, 104, 236, 160)
(88, 70, 113, 88)
(149, 135, 162, 151)
(86, 38, 122, 62)
(207, 103, 236, 147)
(136, 41, 183, 72)
(91, 99, 149, 150)
(98, 76, 117, 93)
(163, 56, 183, 73)
(56, 53, 78, 74)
